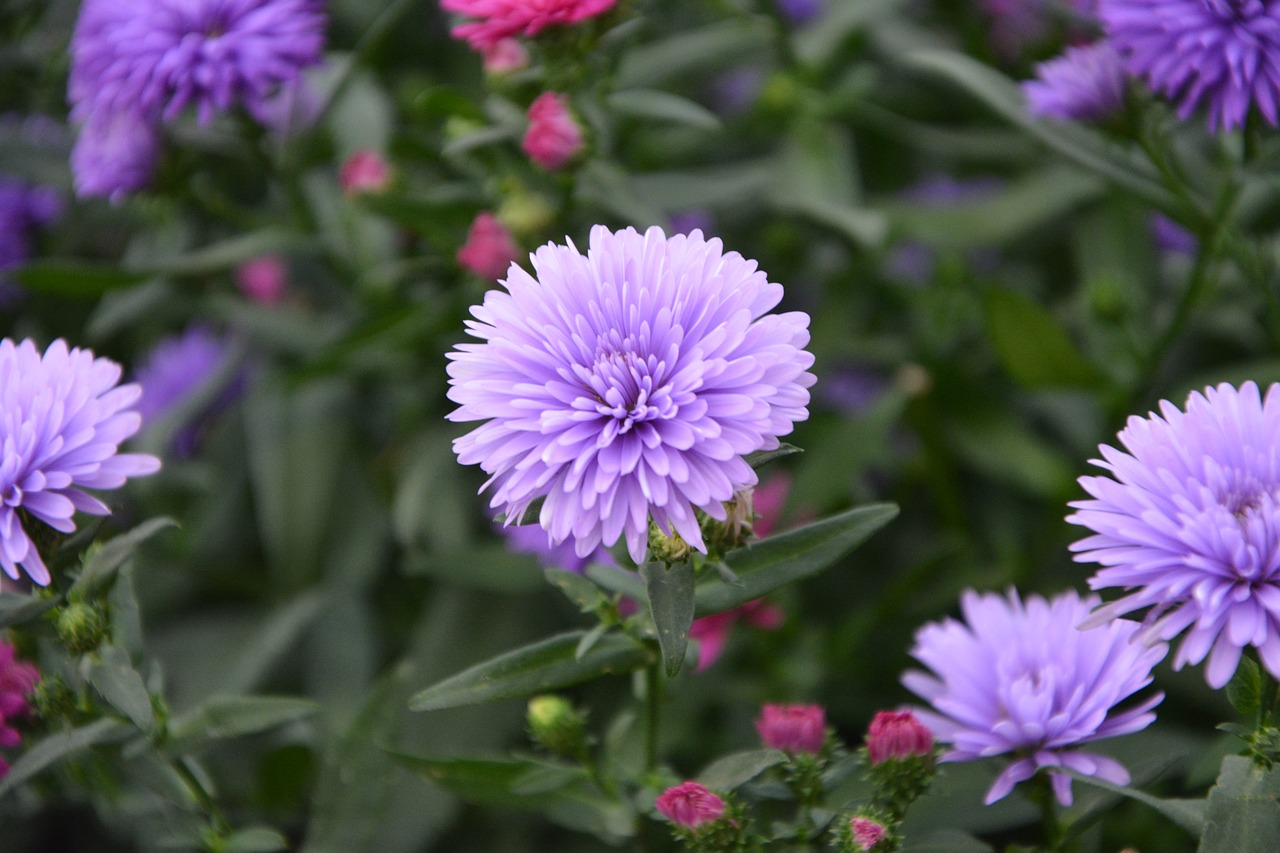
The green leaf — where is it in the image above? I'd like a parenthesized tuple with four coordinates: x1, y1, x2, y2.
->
(544, 570, 610, 614)
(1199, 755, 1280, 851)
(583, 564, 646, 600)
(168, 696, 319, 748)
(695, 503, 899, 613)
(134, 229, 314, 277)
(224, 828, 289, 853)
(0, 719, 132, 795)
(409, 631, 650, 712)
(607, 89, 721, 130)
(902, 830, 994, 853)
(11, 261, 150, 297)
(697, 749, 786, 791)
(72, 518, 178, 597)
(618, 18, 773, 88)
(1065, 769, 1205, 837)
(984, 287, 1105, 390)
(744, 443, 803, 470)
(0, 592, 58, 629)
(89, 646, 155, 730)
(641, 560, 696, 677)
(1227, 657, 1265, 720)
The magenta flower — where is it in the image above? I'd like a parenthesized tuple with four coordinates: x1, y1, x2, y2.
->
(440, 0, 616, 50)
(849, 817, 888, 851)
(456, 212, 521, 281)
(1023, 41, 1127, 121)
(1100, 0, 1280, 131)
(655, 781, 725, 829)
(340, 149, 393, 197)
(522, 92, 585, 171)
(903, 589, 1165, 806)
(755, 703, 826, 754)
(865, 710, 933, 765)
(235, 256, 289, 305)
(1, 339, 161, 585)
(0, 639, 38, 777)
(1069, 381, 1280, 688)
(447, 225, 814, 565)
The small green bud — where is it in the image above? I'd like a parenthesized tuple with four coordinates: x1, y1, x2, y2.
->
(648, 520, 691, 564)
(527, 695, 587, 758)
(54, 601, 107, 654)
(497, 189, 555, 237)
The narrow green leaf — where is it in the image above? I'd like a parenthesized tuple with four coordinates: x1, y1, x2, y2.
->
(641, 560, 696, 677)
(134, 229, 314, 277)
(545, 570, 609, 613)
(224, 828, 289, 853)
(584, 564, 646, 601)
(73, 518, 178, 597)
(0, 593, 58, 629)
(168, 696, 319, 748)
(11, 261, 150, 297)
(409, 631, 650, 712)
(697, 749, 786, 791)
(744, 443, 803, 470)
(695, 503, 899, 613)
(607, 89, 721, 130)
(575, 623, 610, 660)
(0, 719, 132, 795)
(1065, 769, 1205, 837)
(90, 646, 155, 730)
(985, 287, 1105, 390)
(1199, 755, 1280, 851)
(618, 18, 772, 88)
(1226, 657, 1264, 720)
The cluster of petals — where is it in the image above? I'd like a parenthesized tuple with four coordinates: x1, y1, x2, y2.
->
(446, 225, 815, 565)
(1, 339, 161, 585)
(1099, 0, 1280, 131)
(457, 212, 521, 281)
(865, 710, 933, 765)
(755, 703, 826, 754)
(1023, 41, 1127, 121)
(903, 589, 1166, 806)
(440, 0, 616, 50)
(848, 816, 888, 852)
(655, 781, 725, 829)
(1069, 381, 1280, 688)
(0, 639, 38, 777)
(522, 92, 585, 171)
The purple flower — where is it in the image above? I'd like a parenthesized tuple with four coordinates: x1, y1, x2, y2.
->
(776, 0, 824, 26)
(1149, 212, 1198, 255)
(0, 339, 161, 585)
(0, 176, 61, 281)
(447, 225, 815, 565)
(668, 210, 714, 238)
(70, 111, 162, 202)
(1100, 0, 1280, 131)
(501, 523, 613, 573)
(903, 589, 1165, 806)
(1069, 382, 1280, 688)
(1024, 42, 1127, 121)
(135, 327, 241, 456)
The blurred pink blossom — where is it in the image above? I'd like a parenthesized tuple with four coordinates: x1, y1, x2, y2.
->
(442, 0, 615, 50)
(340, 149, 392, 196)
(655, 781, 725, 829)
(481, 38, 529, 74)
(865, 710, 933, 765)
(457, 212, 520, 280)
(235, 256, 288, 305)
(0, 639, 39, 777)
(522, 92, 583, 171)
(755, 703, 826, 754)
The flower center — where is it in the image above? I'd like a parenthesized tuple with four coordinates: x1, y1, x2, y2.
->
(585, 349, 675, 431)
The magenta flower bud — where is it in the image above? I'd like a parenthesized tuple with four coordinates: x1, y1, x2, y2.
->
(442, 0, 616, 50)
(849, 816, 887, 851)
(235, 256, 288, 305)
(522, 92, 584, 171)
(655, 782, 725, 829)
(340, 149, 393, 197)
(0, 639, 39, 774)
(755, 703, 826, 754)
(865, 710, 932, 765)
(456, 212, 520, 281)
(481, 38, 529, 75)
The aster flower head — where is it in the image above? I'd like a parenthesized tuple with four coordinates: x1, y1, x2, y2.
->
(1100, 0, 1280, 131)
(457, 212, 521, 281)
(0, 176, 61, 279)
(440, 0, 617, 50)
(655, 781, 726, 829)
(865, 710, 933, 765)
(501, 522, 613, 573)
(447, 225, 815, 565)
(756, 703, 826, 754)
(903, 589, 1165, 806)
(522, 92, 585, 171)
(1069, 381, 1280, 688)
(846, 816, 889, 852)
(70, 111, 162, 202)
(1, 339, 161, 585)
(690, 598, 784, 671)
(1024, 41, 1127, 121)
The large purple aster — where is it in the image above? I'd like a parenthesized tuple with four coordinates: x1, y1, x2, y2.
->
(1024, 41, 1128, 121)
(1100, 0, 1280, 131)
(903, 589, 1165, 807)
(0, 339, 161, 585)
(1069, 382, 1280, 688)
(447, 225, 815, 565)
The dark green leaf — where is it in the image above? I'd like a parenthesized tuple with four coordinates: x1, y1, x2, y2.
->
(1199, 755, 1280, 851)
(409, 631, 650, 712)
(618, 18, 772, 88)
(584, 564, 646, 601)
(0, 592, 58, 629)
(224, 828, 289, 853)
(697, 749, 786, 791)
(1065, 769, 1205, 837)
(134, 229, 314, 277)
(89, 646, 155, 730)
(0, 719, 132, 795)
(607, 89, 721, 130)
(985, 287, 1105, 390)
(641, 560, 696, 677)
(1227, 657, 1264, 720)
(168, 696, 319, 748)
(11, 261, 150, 297)
(744, 444, 803, 470)
(72, 518, 178, 597)
(545, 570, 609, 614)
(695, 503, 898, 613)
(902, 830, 994, 853)
(575, 623, 610, 660)
(404, 547, 546, 594)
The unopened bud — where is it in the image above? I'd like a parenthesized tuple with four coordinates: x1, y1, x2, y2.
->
(756, 703, 826, 755)
(54, 601, 106, 654)
(866, 710, 932, 765)
(648, 520, 692, 564)
(527, 694, 587, 757)
(655, 781, 725, 829)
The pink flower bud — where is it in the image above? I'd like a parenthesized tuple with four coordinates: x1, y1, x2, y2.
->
(655, 781, 726, 829)
(522, 92, 584, 171)
(755, 703, 826, 754)
(340, 149, 392, 196)
(481, 38, 529, 75)
(457, 212, 521, 281)
(866, 710, 933, 765)
(235, 256, 288, 305)
(0, 639, 39, 775)
(849, 816, 887, 851)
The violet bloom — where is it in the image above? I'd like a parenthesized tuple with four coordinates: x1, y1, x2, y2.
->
(447, 225, 815, 564)
(903, 589, 1165, 806)
(0, 339, 161, 585)
(655, 782, 725, 829)
(755, 703, 826, 754)
(776, 0, 824, 26)
(0, 176, 61, 281)
(1149, 212, 1198, 255)
(501, 523, 612, 573)
(135, 327, 240, 455)
(1100, 0, 1280, 131)
(70, 110, 162, 202)
(1024, 41, 1127, 121)
(1069, 382, 1280, 688)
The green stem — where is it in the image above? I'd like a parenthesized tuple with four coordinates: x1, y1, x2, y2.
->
(1031, 774, 1066, 853)
(313, 0, 425, 130)
(644, 658, 661, 773)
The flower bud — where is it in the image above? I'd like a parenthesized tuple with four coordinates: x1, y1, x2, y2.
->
(755, 703, 826, 755)
(847, 816, 888, 852)
(526, 694, 587, 757)
(866, 710, 932, 765)
(481, 38, 529, 75)
(522, 92, 584, 171)
(235, 256, 288, 305)
(54, 601, 106, 654)
(457, 212, 520, 281)
(339, 149, 393, 196)
(655, 781, 725, 829)
(647, 520, 692, 564)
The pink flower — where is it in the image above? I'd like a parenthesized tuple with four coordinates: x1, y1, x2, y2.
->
(755, 703, 825, 754)
(849, 816, 887, 851)
(441, 0, 616, 50)
(522, 92, 584, 171)
(481, 38, 529, 74)
(456, 212, 520, 281)
(655, 781, 725, 829)
(689, 598, 784, 671)
(235, 256, 288, 305)
(0, 639, 39, 774)
(865, 710, 933, 765)
(340, 149, 392, 196)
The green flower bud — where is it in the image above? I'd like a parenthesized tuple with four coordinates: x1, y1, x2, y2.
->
(54, 601, 106, 655)
(527, 694, 587, 758)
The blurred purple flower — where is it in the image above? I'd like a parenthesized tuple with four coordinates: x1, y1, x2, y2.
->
(903, 589, 1165, 806)
(709, 68, 764, 117)
(668, 210, 714, 237)
(776, 0, 824, 25)
(70, 111, 162, 202)
(0, 339, 161, 585)
(1100, 0, 1280, 131)
(818, 365, 888, 415)
(448, 225, 815, 565)
(1149, 212, 1198, 255)
(135, 327, 242, 455)
(501, 523, 613, 573)
(0, 176, 61, 287)
(1069, 382, 1280, 688)
(885, 175, 1003, 284)
(1024, 41, 1127, 121)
